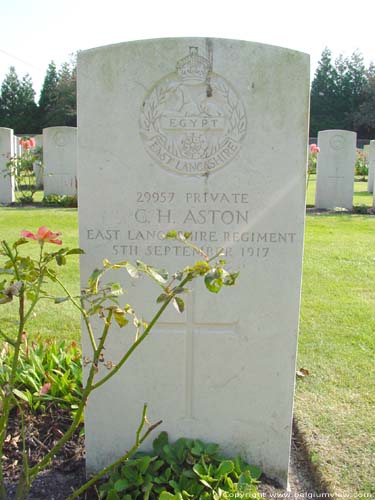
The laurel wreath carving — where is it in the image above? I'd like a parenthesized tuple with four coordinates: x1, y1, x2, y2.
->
(140, 72, 247, 165)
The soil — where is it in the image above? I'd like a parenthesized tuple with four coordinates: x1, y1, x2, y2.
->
(4, 408, 323, 500)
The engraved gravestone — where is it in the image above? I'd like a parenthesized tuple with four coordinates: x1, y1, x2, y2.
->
(43, 126, 77, 196)
(0, 127, 15, 204)
(367, 141, 375, 195)
(77, 38, 310, 486)
(315, 130, 356, 209)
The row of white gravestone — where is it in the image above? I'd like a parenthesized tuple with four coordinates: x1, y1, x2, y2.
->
(0, 126, 77, 203)
(315, 130, 375, 210)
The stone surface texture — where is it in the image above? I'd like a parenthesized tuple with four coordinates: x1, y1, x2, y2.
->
(43, 126, 77, 196)
(77, 38, 310, 487)
(0, 127, 15, 203)
(315, 130, 356, 209)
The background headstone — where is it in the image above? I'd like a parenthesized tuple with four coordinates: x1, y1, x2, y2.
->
(33, 133, 44, 188)
(0, 127, 15, 204)
(77, 38, 310, 487)
(43, 126, 77, 196)
(367, 141, 375, 195)
(369, 141, 375, 204)
(315, 130, 356, 210)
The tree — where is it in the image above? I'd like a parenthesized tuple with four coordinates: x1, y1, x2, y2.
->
(42, 58, 77, 127)
(335, 50, 367, 130)
(0, 66, 38, 133)
(0, 66, 22, 129)
(310, 48, 339, 136)
(38, 61, 59, 129)
(310, 48, 370, 137)
(354, 72, 375, 137)
(55, 59, 77, 126)
(18, 74, 38, 133)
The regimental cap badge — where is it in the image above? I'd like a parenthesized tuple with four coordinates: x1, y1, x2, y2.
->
(176, 47, 210, 83)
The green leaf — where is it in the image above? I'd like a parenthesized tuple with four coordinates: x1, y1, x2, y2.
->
(156, 293, 170, 304)
(148, 266, 169, 284)
(216, 460, 234, 477)
(13, 238, 28, 248)
(113, 308, 129, 328)
(138, 455, 152, 474)
(87, 267, 104, 293)
(124, 262, 139, 278)
(114, 479, 128, 492)
(204, 269, 222, 293)
(107, 489, 121, 500)
(159, 492, 176, 500)
(222, 270, 239, 286)
(172, 297, 185, 314)
(204, 443, 219, 456)
(66, 248, 85, 255)
(13, 388, 30, 403)
(54, 296, 69, 304)
(192, 261, 210, 276)
(238, 470, 253, 487)
(173, 287, 190, 295)
(163, 230, 178, 239)
(192, 463, 206, 477)
(109, 282, 123, 297)
(245, 464, 262, 480)
(153, 431, 169, 455)
(55, 254, 66, 266)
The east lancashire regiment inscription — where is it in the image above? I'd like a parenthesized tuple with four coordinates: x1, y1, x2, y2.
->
(85, 186, 298, 259)
(140, 46, 247, 175)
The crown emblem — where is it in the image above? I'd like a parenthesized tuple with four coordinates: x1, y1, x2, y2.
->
(176, 47, 210, 82)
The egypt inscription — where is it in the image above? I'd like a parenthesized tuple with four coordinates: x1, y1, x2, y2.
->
(139, 47, 247, 175)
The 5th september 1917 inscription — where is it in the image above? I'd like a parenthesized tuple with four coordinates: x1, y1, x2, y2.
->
(139, 46, 247, 175)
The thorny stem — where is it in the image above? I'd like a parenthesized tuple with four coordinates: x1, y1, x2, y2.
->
(91, 273, 194, 391)
(27, 310, 114, 478)
(66, 404, 162, 500)
(54, 275, 97, 351)
(0, 243, 25, 500)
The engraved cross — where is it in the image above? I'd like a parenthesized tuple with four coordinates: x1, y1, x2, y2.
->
(153, 293, 238, 418)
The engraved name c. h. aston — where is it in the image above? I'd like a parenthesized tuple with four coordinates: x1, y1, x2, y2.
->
(140, 47, 247, 176)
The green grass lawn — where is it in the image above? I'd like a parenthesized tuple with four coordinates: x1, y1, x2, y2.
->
(0, 207, 374, 496)
(306, 174, 373, 208)
(0, 207, 80, 341)
(296, 213, 375, 496)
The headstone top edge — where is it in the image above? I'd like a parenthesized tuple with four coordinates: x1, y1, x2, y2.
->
(43, 126, 77, 132)
(318, 129, 357, 136)
(78, 37, 310, 60)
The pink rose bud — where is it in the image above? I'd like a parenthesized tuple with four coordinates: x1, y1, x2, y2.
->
(39, 382, 51, 396)
(310, 144, 320, 154)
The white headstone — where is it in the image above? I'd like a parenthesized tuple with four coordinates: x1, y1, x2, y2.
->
(367, 141, 375, 195)
(13, 136, 19, 158)
(315, 130, 356, 209)
(33, 134, 44, 188)
(77, 38, 310, 487)
(0, 127, 15, 204)
(43, 126, 77, 196)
